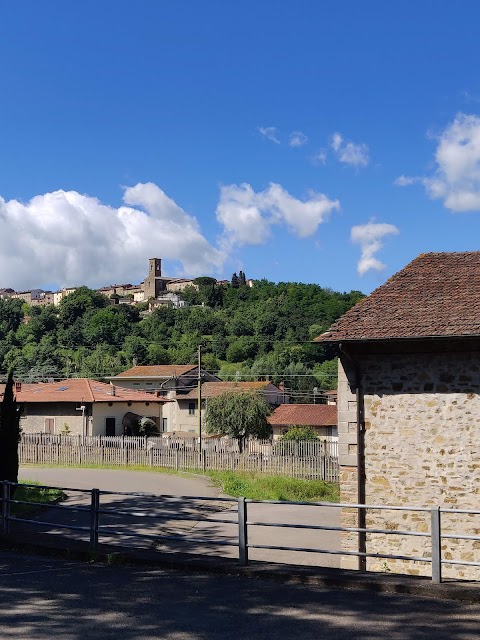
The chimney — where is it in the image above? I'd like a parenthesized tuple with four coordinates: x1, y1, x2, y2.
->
(110, 382, 116, 397)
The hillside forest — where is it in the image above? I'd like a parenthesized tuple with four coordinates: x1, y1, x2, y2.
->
(0, 278, 364, 403)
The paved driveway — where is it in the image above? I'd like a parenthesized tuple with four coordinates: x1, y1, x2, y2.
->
(18, 467, 341, 567)
(0, 550, 479, 640)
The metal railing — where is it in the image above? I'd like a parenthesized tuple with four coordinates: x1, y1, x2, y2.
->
(2, 480, 479, 583)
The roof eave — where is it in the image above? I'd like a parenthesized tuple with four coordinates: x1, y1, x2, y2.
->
(313, 333, 480, 345)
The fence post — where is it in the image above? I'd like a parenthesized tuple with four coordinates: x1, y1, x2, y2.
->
(2, 481, 11, 535)
(149, 448, 154, 467)
(175, 449, 180, 472)
(238, 497, 248, 566)
(431, 507, 442, 583)
(90, 488, 100, 552)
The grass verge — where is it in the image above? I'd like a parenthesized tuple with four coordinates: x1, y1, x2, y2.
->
(20, 464, 339, 502)
(206, 470, 339, 502)
(11, 482, 66, 516)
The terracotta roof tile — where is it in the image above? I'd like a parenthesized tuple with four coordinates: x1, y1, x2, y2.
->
(316, 252, 480, 342)
(268, 404, 337, 427)
(176, 381, 277, 400)
(0, 379, 169, 403)
(113, 365, 197, 379)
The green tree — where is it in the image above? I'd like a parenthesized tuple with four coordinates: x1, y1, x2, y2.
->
(280, 426, 319, 441)
(226, 336, 258, 363)
(147, 343, 171, 365)
(122, 335, 148, 365)
(204, 390, 272, 452)
(313, 358, 338, 391)
(58, 287, 109, 326)
(0, 371, 21, 486)
(0, 299, 23, 337)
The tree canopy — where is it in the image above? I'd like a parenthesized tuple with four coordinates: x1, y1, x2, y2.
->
(204, 391, 272, 451)
(0, 280, 363, 397)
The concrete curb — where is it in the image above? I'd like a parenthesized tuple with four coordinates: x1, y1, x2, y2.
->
(1, 534, 480, 603)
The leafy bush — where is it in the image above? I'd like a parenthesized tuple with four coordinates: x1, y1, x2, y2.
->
(280, 426, 319, 441)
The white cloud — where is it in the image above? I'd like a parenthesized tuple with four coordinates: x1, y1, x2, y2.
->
(394, 175, 421, 187)
(289, 131, 308, 147)
(0, 183, 224, 290)
(422, 113, 480, 211)
(399, 113, 480, 212)
(351, 221, 399, 276)
(216, 182, 340, 247)
(330, 132, 369, 167)
(311, 149, 327, 165)
(331, 133, 343, 153)
(257, 126, 280, 144)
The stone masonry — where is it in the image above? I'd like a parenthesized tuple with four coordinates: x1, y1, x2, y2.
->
(338, 349, 480, 580)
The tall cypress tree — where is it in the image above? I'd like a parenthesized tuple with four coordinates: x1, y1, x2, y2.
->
(0, 371, 20, 486)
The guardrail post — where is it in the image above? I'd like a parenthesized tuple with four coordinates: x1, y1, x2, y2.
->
(238, 497, 248, 566)
(90, 488, 100, 552)
(431, 507, 442, 583)
(2, 481, 11, 535)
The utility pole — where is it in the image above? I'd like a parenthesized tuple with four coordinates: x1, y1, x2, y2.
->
(198, 345, 202, 453)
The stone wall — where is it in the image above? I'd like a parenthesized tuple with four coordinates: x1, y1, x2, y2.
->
(339, 349, 480, 579)
(21, 403, 84, 435)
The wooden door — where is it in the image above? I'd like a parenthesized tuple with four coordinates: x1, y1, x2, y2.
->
(44, 418, 55, 434)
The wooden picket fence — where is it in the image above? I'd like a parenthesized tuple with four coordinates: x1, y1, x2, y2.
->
(19, 434, 339, 482)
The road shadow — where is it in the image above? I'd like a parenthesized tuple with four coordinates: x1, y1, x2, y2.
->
(10, 490, 342, 566)
(0, 551, 478, 639)
(10, 490, 239, 559)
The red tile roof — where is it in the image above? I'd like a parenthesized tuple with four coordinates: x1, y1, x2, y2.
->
(268, 404, 337, 427)
(0, 379, 169, 404)
(113, 365, 197, 379)
(316, 252, 480, 342)
(176, 381, 278, 400)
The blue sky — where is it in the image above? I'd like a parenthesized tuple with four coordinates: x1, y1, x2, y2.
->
(2, 1, 480, 293)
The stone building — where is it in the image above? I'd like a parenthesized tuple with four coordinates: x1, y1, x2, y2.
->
(316, 251, 480, 579)
(143, 258, 171, 299)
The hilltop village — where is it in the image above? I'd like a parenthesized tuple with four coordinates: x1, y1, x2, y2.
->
(0, 258, 252, 310)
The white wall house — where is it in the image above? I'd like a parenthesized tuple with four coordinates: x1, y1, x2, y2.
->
(0, 378, 168, 437)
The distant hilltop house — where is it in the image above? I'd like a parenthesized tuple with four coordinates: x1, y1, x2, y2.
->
(0, 258, 206, 309)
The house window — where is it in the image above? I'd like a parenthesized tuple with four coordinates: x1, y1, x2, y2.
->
(188, 402, 196, 416)
(162, 418, 167, 432)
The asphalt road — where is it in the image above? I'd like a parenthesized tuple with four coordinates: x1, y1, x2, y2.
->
(18, 467, 341, 567)
(0, 550, 479, 640)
